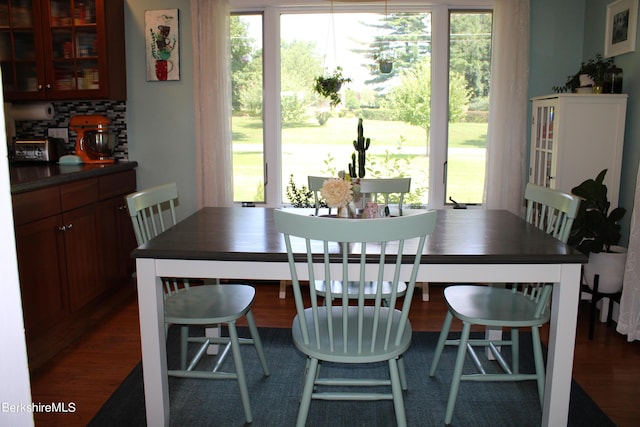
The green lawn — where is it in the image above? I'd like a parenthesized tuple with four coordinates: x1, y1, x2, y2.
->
(232, 116, 487, 204)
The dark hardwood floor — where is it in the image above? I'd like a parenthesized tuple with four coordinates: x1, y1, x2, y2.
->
(30, 282, 640, 426)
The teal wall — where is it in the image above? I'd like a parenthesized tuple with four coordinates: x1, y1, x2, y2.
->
(529, 0, 586, 99)
(124, 0, 197, 220)
(583, 0, 640, 246)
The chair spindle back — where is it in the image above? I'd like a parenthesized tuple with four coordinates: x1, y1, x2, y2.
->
(275, 209, 436, 353)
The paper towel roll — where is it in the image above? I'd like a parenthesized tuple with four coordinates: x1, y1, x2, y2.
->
(10, 102, 55, 121)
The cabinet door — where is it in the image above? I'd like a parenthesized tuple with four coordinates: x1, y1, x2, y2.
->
(62, 202, 104, 310)
(529, 101, 556, 188)
(43, 0, 125, 100)
(14, 214, 68, 338)
(0, 0, 47, 100)
(1, 0, 125, 101)
(98, 195, 136, 290)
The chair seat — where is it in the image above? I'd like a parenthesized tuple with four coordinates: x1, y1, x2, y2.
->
(292, 306, 412, 364)
(164, 284, 255, 324)
(444, 285, 551, 327)
(314, 280, 407, 300)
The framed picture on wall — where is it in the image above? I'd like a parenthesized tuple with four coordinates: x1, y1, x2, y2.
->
(604, 0, 638, 57)
(145, 9, 180, 81)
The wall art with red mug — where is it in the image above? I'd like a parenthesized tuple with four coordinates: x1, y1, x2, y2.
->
(145, 9, 180, 81)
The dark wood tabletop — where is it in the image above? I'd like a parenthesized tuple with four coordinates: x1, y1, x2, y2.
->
(132, 207, 587, 265)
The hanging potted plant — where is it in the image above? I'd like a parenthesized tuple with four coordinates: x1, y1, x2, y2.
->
(313, 67, 351, 107)
(569, 169, 627, 294)
(373, 50, 394, 74)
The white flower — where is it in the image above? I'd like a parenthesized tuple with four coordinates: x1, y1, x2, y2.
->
(320, 178, 353, 208)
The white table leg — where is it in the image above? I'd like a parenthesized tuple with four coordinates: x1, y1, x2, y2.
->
(543, 264, 581, 426)
(136, 258, 170, 426)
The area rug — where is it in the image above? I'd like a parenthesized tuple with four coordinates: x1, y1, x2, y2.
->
(89, 327, 614, 427)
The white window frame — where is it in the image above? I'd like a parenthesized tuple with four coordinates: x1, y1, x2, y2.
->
(231, 0, 492, 208)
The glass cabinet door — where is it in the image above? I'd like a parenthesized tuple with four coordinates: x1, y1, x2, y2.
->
(46, 0, 100, 96)
(0, 0, 103, 100)
(0, 0, 42, 96)
(530, 103, 555, 189)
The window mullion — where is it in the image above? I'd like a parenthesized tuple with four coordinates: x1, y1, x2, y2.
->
(263, 7, 282, 207)
(429, 5, 449, 209)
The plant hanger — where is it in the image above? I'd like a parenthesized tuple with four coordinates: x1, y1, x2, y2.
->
(375, 0, 393, 74)
(313, 0, 351, 107)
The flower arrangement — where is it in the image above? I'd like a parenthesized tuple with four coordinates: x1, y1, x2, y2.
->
(320, 178, 353, 208)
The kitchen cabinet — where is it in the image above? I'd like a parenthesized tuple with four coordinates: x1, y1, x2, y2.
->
(0, 0, 126, 101)
(529, 94, 627, 207)
(12, 167, 136, 363)
(97, 170, 137, 292)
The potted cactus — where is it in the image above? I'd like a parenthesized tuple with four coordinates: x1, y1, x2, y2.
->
(348, 118, 371, 179)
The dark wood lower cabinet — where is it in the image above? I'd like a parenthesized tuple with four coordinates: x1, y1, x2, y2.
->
(12, 168, 136, 371)
(14, 214, 68, 337)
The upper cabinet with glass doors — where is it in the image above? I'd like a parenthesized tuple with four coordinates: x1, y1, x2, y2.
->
(0, 0, 125, 101)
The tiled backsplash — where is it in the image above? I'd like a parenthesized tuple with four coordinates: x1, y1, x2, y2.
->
(14, 100, 128, 160)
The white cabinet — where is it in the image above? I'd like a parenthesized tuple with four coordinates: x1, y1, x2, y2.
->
(529, 94, 627, 207)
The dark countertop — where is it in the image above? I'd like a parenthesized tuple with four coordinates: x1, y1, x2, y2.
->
(10, 161, 138, 194)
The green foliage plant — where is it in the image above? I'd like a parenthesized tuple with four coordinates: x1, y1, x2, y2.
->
(285, 174, 314, 207)
(314, 67, 351, 107)
(553, 53, 615, 93)
(569, 169, 626, 254)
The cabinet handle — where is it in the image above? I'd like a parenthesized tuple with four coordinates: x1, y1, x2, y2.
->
(58, 224, 73, 231)
(117, 205, 127, 210)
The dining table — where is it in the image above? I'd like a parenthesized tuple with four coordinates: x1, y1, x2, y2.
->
(132, 207, 586, 426)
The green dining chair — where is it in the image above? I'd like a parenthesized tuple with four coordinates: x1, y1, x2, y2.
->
(125, 183, 270, 424)
(358, 177, 411, 215)
(275, 209, 437, 427)
(308, 175, 334, 216)
(314, 177, 431, 304)
(279, 175, 335, 299)
(429, 183, 581, 425)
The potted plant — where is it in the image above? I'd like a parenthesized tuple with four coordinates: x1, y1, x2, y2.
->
(553, 53, 615, 93)
(313, 67, 351, 107)
(373, 50, 394, 74)
(569, 169, 627, 293)
(581, 54, 614, 93)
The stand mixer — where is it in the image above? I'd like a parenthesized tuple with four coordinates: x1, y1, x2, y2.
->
(66, 115, 117, 164)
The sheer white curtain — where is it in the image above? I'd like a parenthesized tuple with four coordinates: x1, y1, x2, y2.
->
(617, 166, 640, 341)
(483, 0, 529, 215)
(191, 0, 233, 207)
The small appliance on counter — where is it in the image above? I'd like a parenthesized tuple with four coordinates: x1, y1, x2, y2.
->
(11, 137, 62, 163)
(65, 114, 117, 164)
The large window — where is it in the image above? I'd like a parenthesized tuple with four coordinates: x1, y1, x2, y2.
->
(230, 3, 491, 208)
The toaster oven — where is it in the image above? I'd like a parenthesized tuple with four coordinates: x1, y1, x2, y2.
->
(12, 138, 59, 163)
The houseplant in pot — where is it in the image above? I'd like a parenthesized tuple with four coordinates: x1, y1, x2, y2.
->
(552, 53, 615, 93)
(313, 67, 351, 107)
(569, 169, 627, 294)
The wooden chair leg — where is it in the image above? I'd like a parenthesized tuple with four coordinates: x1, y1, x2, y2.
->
(445, 322, 472, 425)
(430, 311, 453, 377)
(279, 280, 289, 299)
(418, 282, 430, 301)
